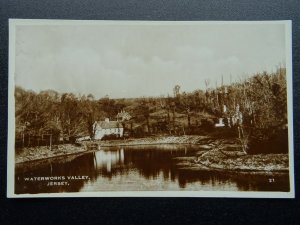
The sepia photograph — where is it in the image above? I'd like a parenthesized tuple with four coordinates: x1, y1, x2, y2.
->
(7, 19, 294, 197)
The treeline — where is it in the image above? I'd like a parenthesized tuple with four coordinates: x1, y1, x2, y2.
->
(204, 67, 287, 129)
(15, 67, 288, 152)
(15, 90, 128, 142)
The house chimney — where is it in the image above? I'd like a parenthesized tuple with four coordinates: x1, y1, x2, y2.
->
(105, 118, 109, 123)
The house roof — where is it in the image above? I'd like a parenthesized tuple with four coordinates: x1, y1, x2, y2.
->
(94, 121, 123, 129)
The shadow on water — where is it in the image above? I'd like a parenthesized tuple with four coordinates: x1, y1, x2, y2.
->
(15, 145, 289, 194)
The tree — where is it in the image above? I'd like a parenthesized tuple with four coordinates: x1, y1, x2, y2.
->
(60, 93, 83, 138)
(133, 99, 152, 134)
(173, 85, 180, 98)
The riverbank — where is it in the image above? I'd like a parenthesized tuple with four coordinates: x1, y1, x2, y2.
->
(92, 135, 209, 146)
(15, 135, 208, 164)
(15, 135, 289, 173)
(174, 149, 289, 172)
(15, 144, 88, 164)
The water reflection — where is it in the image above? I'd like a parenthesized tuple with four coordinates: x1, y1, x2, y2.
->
(94, 149, 124, 172)
(15, 145, 289, 194)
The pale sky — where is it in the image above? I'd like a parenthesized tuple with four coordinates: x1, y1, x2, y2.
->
(15, 22, 287, 98)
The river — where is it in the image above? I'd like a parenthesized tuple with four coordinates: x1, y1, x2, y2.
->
(15, 144, 289, 194)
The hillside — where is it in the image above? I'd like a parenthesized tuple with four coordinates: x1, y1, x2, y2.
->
(15, 68, 288, 154)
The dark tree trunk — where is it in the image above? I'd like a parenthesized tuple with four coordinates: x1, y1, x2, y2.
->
(146, 117, 150, 134)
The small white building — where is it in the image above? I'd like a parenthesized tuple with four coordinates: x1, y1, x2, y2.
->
(215, 118, 225, 127)
(93, 118, 124, 140)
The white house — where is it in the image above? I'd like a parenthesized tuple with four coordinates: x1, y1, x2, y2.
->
(215, 104, 243, 128)
(93, 118, 124, 140)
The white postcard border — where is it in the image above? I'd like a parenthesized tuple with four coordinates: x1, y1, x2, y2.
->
(7, 19, 295, 198)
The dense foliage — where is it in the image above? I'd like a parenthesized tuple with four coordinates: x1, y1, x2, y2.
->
(15, 68, 288, 152)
